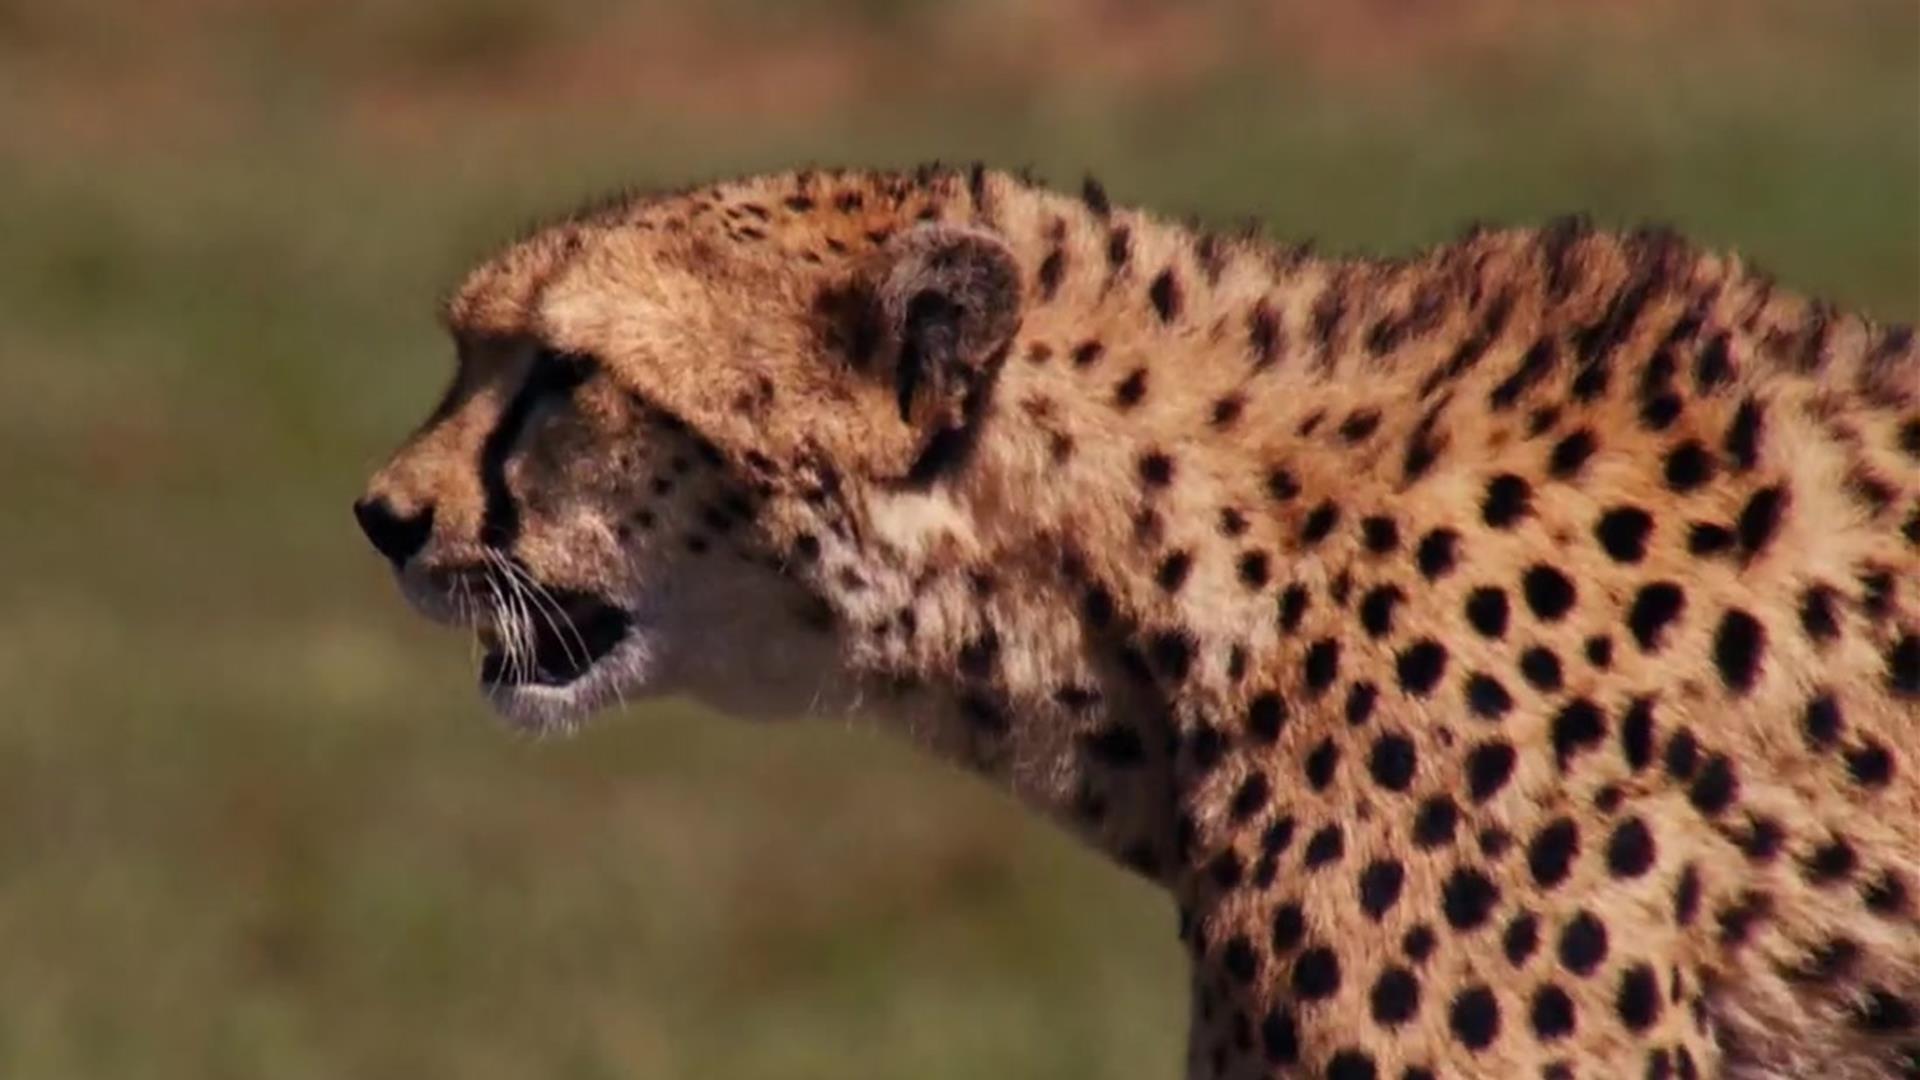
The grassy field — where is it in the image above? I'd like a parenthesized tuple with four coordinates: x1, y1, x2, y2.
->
(0, 2, 1913, 1076)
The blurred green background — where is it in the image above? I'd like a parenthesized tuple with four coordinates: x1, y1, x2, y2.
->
(0, 1, 1913, 1076)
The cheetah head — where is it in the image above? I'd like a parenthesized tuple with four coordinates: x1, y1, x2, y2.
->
(355, 189, 1035, 734)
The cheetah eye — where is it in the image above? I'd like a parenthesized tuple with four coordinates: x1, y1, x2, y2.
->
(530, 346, 597, 397)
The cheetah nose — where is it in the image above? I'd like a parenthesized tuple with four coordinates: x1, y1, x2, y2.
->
(353, 496, 435, 567)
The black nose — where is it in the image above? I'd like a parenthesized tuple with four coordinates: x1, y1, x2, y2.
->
(353, 497, 434, 566)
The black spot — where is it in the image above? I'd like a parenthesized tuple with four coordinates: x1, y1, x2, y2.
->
(1305, 739, 1341, 792)
(1106, 225, 1131, 270)
(1345, 681, 1379, 726)
(1236, 550, 1271, 590)
(1528, 818, 1581, 888)
(1595, 507, 1655, 563)
(1260, 1006, 1299, 1065)
(1806, 837, 1858, 884)
(1865, 870, 1910, 915)
(1271, 901, 1307, 954)
(1448, 985, 1501, 1051)
(1641, 393, 1682, 431)
(1229, 772, 1273, 820)
(1080, 586, 1114, 628)
(1846, 740, 1895, 787)
(1222, 935, 1260, 983)
(1740, 815, 1785, 862)
(1688, 522, 1735, 556)
(1210, 395, 1244, 427)
(1264, 818, 1298, 857)
(957, 627, 1001, 680)
(1053, 684, 1102, 712)
(1156, 551, 1193, 592)
(1694, 332, 1734, 392)
(1854, 988, 1916, 1033)
(1530, 984, 1577, 1040)
(1664, 441, 1716, 492)
(1673, 863, 1702, 925)
(1403, 924, 1438, 963)
(1292, 946, 1342, 1000)
(1340, 410, 1383, 443)
(1301, 501, 1341, 546)
(1396, 640, 1449, 696)
(1800, 585, 1841, 643)
(1467, 741, 1517, 802)
(1148, 268, 1181, 322)
(1247, 692, 1289, 742)
(1548, 429, 1598, 478)
(1797, 687, 1843, 749)
(1523, 565, 1577, 620)
(1361, 515, 1400, 554)
(1416, 529, 1460, 579)
(1370, 967, 1421, 1026)
(1080, 176, 1111, 216)
(1860, 569, 1894, 620)
(1137, 451, 1174, 489)
(1082, 724, 1145, 767)
(1360, 585, 1405, 638)
(1889, 635, 1920, 697)
(1582, 630, 1612, 664)
(1360, 859, 1406, 920)
(1071, 340, 1104, 367)
(959, 693, 1008, 734)
(1628, 582, 1687, 651)
(1520, 647, 1563, 693)
(1552, 699, 1607, 768)
(1664, 728, 1701, 779)
(1788, 937, 1861, 984)
(1369, 733, 1419, 791)
(1688, 754, 1739, 815)
(1607, 817, 1657, 878)
(1249, 301, 1282, 368)
(1465, 588, 1510, 638)
(1187, 724, 1228, 775)
(1483, 474, 1533, 528)
(1503, 913, 1540, 966)
(1735, 486, 1787, 558)
(1297, 818, 1344, 868)
(1037, 248, 1066, 300)
(1414, 796, 1460, 848)
(1311, 287, 1347, 349)
(1620, 698, 1656, 771)
(1725, 398, 1764, 470)
(1209, 849, 1243, 889)
(1142, 628, 1192, 682)
(1278, 584, 1310, 633)
(1304, 639, 1341, 696)
(1558, 910, 1610, 976)
(1113, 367, 1148, 408)
(1713, 609, 1767, 694)
(1490, 339, 1558, 410)
(1327, 1049, 1379, 1080)
(1616, 964, 1662, 1031)
(1443, 867, 1500, 930)
(1466, 674, 1514, 720)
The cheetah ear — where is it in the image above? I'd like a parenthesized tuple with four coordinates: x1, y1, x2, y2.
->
(874, 224, 1023, 437)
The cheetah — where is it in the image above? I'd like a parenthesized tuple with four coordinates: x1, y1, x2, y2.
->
(355, 165, 1920, 1078)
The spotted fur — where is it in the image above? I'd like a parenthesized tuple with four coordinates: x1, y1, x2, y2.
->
(358, 166, 1920, 1079)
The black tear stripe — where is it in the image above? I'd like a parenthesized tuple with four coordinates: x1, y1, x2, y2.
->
(478, 349, 597, 548)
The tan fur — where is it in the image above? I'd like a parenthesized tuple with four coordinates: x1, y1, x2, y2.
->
(359, 166, 1920, 1078)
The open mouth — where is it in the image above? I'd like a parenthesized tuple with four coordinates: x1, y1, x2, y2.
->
(477, 589, 634, 688)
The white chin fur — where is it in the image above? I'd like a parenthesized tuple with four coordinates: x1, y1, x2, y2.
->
(481, 628, 661, 736)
